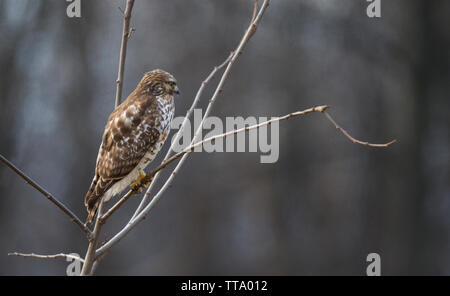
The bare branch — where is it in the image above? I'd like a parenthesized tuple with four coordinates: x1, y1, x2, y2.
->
(8, 252, 84, 263)
(251, 1, 258, 23)
(0, 154, 92, 238)
(115, 0, 135, 107)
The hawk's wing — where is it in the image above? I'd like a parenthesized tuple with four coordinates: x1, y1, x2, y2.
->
(84, 94, 162, 223)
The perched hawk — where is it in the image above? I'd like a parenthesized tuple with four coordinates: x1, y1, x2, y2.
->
(84, 69, 179, 224)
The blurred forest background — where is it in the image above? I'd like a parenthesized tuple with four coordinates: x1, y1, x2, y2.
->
(0, 0, 449, 275)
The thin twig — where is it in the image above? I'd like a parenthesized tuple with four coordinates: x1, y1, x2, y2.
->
(95, 0, 272, 258)
(323, 111, 397, 147)
(8, 252, 84, 263)
(117, 6, 124, 16)
(127, 27, 136, 39)
(0, 154, 92, 238)
(115, 0, 135, 107)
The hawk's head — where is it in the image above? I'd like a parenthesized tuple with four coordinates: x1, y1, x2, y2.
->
(139, 69, 180, 97)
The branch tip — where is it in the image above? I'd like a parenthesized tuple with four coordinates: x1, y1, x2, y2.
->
(8, 252, 84, 263)
(252, 2, 259, 23)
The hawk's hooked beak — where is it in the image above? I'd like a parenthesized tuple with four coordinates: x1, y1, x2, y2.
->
(174, 85, 180, 95)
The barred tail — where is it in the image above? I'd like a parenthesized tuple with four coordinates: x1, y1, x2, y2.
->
(84, 174, 113, 224)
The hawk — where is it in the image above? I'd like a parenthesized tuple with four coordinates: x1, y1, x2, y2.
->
(84, 69, 179, 224)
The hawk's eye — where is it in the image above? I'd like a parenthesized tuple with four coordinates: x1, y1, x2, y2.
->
(168, 81, 179, 94)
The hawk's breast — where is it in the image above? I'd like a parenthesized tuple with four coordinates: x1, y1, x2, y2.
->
(100, 94, 175, 202)
(142, 94, 175, 163)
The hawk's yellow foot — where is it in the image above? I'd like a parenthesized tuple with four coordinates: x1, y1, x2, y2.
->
(130, 170, 147, 194)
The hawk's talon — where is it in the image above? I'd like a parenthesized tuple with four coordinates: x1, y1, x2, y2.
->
(130, 171, 147, 194)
